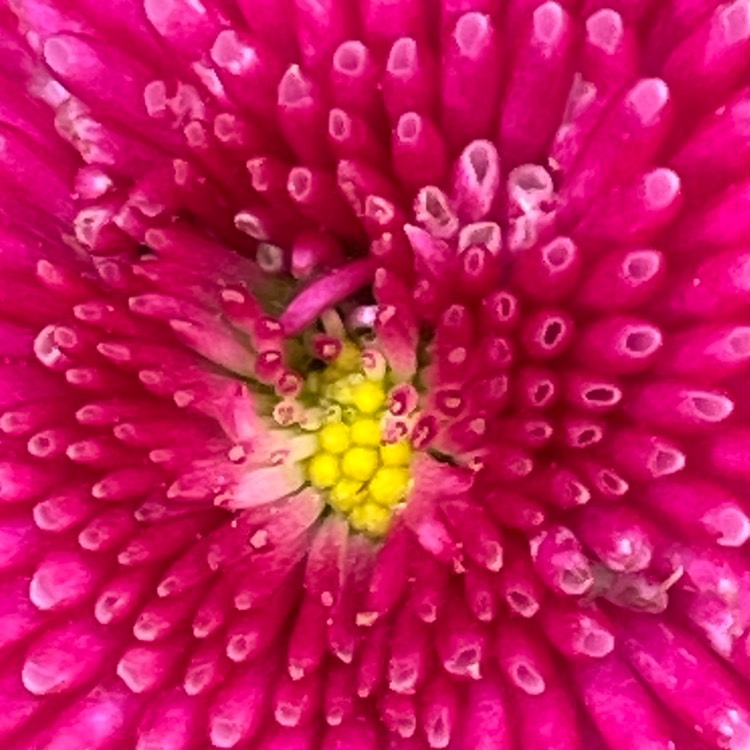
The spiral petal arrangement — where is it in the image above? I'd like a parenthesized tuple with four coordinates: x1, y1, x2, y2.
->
(2, 1, 750, 749)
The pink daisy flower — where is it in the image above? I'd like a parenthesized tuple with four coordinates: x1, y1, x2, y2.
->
(2, 0, 750, 748)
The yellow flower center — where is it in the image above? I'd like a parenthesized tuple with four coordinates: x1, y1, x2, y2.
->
(303, 344, 413, 536)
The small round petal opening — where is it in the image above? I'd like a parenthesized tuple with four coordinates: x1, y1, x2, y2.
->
(7, 2, 750, 748)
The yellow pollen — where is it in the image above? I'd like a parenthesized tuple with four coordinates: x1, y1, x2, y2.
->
(341, 446, 379, 482)
(352, 380, 386, 415)
(351, 417, 383, 447)
(349, 502, 392, 536)
(308, 452, 340, 489)
(329, 477, 364, 512)
(368, 467, 411, 507)
(380, 440, 412, 467)
(299, 338, 415, 537)
(318, 422, 351, 454)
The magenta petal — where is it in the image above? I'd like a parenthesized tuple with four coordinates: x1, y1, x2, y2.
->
(280, 258, 376, 335)
(2, 2, 750, 748)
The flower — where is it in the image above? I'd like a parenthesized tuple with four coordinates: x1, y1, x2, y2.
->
(2, 0, 750, 748)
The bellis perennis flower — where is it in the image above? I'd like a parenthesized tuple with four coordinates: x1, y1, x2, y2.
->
(2, 0, 750, 748)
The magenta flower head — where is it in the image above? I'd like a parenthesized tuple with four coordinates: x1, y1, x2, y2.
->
(4, 0, 750, 747)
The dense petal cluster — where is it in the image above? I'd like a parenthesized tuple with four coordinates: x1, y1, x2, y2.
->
(3, 0, 750, 748)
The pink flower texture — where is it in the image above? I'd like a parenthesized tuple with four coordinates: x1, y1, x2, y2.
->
(4, 0, 750, 747)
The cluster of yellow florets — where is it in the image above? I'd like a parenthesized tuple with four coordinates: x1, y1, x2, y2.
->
(304, 343, 413, 536)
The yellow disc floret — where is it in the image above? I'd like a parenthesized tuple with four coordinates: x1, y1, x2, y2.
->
(341, 446, 379, 482)
(298, 339, 414, 537)
(380, 440, 412, 467)
(352, 380, 386, 415)
(329, 477, 364, 512)
(351, 418, 382, 447)
(318, 422, 351, 454)
(308, 453, 340, 489)
(349, 502, 392, 536)
(368, 467, 412, 507)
